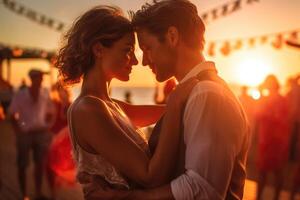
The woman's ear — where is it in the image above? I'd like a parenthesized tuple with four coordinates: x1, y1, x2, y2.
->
(92, 42, 105, 59)
(166, 26, 179, 47)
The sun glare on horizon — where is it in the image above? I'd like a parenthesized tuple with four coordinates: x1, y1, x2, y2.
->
(235, 56, 273, 87)
(249, 88, 261, 100)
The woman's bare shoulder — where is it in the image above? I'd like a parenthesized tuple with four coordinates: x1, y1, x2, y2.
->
(72, 96, 110, 119)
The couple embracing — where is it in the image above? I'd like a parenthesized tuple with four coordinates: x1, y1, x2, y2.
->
(55, 0, 250, 199)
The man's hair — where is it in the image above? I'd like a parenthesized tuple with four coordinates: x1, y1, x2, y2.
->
(132, 0, 205, 51)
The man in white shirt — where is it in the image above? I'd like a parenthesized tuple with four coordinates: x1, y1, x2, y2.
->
(131, 1, 250, 199)
(85, 0, 250, 199)
(9, 69, 55, 199)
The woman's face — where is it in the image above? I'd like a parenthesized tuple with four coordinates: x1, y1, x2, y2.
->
(101, 32, 138, 81)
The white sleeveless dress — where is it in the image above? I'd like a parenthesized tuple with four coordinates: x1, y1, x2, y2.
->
(68, 95, 150, 189)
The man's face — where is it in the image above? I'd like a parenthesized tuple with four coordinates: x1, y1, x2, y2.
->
(136, 28, 177, 82)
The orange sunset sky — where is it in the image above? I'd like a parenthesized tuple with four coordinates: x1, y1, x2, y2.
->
(0, 0, 299, 90)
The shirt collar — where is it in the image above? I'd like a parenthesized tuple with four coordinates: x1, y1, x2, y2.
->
(179, 61, 217, 84)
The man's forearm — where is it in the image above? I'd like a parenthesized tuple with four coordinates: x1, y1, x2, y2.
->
(127, 184, 174, 200)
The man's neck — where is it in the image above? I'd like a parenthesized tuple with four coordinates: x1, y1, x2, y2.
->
(174, 51, 205, 82)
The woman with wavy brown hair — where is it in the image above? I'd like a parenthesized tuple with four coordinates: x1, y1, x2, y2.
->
(55, 5, 195, 198)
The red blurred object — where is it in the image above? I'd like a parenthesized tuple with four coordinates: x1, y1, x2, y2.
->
(295, 166, 300, 184)
(0, 105, 5, 121)
(48, 127, 76, 184)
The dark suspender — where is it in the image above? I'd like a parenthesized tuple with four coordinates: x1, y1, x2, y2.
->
(148, 68, 221, 167)
(148, 68, 241, 199)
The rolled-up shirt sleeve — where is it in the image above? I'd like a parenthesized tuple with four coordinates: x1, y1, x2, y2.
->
(171, 169, 221, 199)
(170, 86, 247, 200)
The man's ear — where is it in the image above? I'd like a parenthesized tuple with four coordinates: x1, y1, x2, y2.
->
(166, 26, 179, 47)
(92, 42, 105, 59)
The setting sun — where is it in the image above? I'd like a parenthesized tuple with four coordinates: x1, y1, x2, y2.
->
(235, 55, 273, 87)
(237, 52, 272, 86)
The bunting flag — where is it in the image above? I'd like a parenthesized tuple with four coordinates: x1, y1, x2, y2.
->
(286, 41, 300, 49)
(201, 0, 259, 23)
(0, 0, 297, 59)
(1, 29, 299, 61)
(130, 0, 259, 23)
(0, 0, 65, 32)
(0, 43, 56, 61)
(1, 0, 259, 32)
(286, 32, 300, 49)
(206, 28, 300, 56)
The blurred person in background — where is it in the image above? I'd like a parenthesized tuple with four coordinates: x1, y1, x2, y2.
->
(46, 83, 72, 199)
(19, 78, 28, 91)
(255, 74, 291, 200)
(49, 83, 71, 135)
(239, 86, 257, 170)
(124, 90, 132, 104)
(8, 69, 55, 200)
(0, 75, 13, 116)
(286, 76, 300, 162)
(287, 75, 300, 200)
(239, 86, 256, 125)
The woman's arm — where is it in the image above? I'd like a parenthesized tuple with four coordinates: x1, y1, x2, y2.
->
(113, 99, 165, 127)
(73, 97, 181, 188)
(73, 79, 197, 188)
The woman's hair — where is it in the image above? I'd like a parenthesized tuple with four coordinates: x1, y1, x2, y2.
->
(55, 6, 133, 85)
